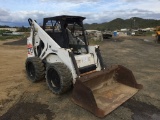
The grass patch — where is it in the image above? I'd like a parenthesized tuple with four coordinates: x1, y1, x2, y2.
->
(89, 39, 103, 45)
(145, 31, 155, 36)
(0, 35, 24, 41)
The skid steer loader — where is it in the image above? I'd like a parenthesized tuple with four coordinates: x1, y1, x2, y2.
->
(155, 26, 160, 43)
(25, 15, 142, 117)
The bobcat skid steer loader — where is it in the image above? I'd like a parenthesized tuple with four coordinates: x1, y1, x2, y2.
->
(25, 15, 142, 117)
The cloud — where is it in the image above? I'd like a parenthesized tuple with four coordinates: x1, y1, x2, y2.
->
(40, 0, 99, 3)
(0, 8, 12, 24)
(122, 0, 139, 2)
(0, 0, 160, 26)
(122, 0, 159, 2)
(0, 9, 160, 26)
(0, 8, 10, 17)
(0, 8, 159, 26)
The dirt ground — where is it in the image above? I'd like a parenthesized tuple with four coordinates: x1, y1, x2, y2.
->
(0, 36, 160, 120)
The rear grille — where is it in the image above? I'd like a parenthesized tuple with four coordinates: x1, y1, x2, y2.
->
(79, 64, 96, 74)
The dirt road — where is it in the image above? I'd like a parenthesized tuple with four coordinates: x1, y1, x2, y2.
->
(0, 36, 160, 120)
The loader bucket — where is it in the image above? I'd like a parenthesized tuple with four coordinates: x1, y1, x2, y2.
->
(72, 65, 142, 118)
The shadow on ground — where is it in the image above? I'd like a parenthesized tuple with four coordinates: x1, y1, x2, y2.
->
(0, 102, 55, 120)
(123, 99, 160, 120)
(3, 37, 27, 46)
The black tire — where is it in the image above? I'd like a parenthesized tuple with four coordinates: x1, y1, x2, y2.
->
(155, 35, 160, 43)
(46, 62, 72, 94)
(157, 35, 160, 43)
(155, 36, 158, 43)
(25, 57, 45, 82)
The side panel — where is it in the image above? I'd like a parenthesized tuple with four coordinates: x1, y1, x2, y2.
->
(88, 45, 102, 71)
(46, 54, 63, 63)
(157, 31, 160, 35)
(75, 54, 95, 68)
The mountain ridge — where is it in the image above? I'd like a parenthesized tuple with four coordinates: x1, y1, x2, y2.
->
(84, 17, 160, 31)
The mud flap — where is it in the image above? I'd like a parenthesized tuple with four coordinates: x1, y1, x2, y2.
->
(72, 65, 143, 117)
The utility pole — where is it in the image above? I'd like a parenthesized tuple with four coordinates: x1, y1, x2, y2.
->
(134, 19, 136, 29)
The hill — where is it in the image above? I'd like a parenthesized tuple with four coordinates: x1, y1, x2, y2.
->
(84, 17, 160, 31)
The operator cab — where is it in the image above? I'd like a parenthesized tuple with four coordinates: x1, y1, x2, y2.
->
(43, 15, 88, 54)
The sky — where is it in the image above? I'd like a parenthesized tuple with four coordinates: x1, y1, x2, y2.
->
(0, 0, 160, 26)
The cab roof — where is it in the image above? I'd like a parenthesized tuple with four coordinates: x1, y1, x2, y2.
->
(44, 15, 86, 22)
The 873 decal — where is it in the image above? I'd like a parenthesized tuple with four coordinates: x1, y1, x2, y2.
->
(27, 43, 33, 55)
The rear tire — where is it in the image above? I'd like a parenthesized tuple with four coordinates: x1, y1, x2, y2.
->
(25, 57, 45, 82)
(46, 62, 72, 94)
(157, 35, 160, 43)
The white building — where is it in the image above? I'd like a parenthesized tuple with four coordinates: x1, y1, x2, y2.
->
(0, 28, 17, 32)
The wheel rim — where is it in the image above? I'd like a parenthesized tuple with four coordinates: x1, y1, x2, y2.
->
(26, 62, 36, 80)
(47, 67, 61, 91)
